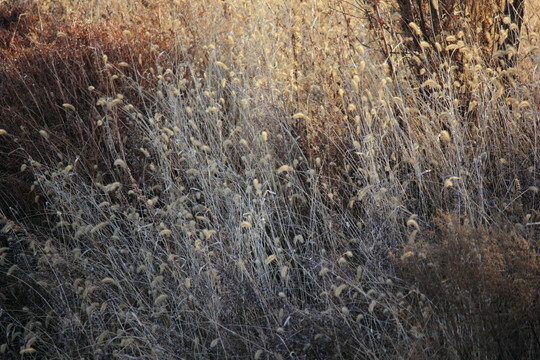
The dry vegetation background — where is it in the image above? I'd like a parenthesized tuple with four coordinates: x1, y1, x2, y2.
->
(0, 0, 539, 358)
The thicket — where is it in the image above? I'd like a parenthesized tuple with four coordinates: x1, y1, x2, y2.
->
(0, 0, 538, 358)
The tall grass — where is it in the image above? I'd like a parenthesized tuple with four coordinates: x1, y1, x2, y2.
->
(1, 0, 539, 358)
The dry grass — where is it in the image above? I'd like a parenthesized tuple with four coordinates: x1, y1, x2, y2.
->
(0, 0, 539, 358)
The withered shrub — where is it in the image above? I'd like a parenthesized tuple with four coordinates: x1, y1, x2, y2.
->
(396, 212, 540, 359)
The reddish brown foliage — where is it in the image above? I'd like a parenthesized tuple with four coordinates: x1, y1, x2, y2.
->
(0, 1, 186, 224)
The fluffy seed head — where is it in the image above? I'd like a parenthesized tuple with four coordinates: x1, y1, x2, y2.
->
(114, 159, 127, 170)
(406, 216, 420, 231)
(62, 103, 76, 111)
(409, 22, 422, 36)
(39, 130, 49, 140)
(265, 254, 277, 265)
(439, 130, 451, 143)
(277, 165, 294, 174)
(319, 267, 329, 276)
(292, 112, 310, 120)
(19, 348, 37, 355)
(101, 277, 117, 285)
(240, 221, 252, 228)
(368, 300, 377, 313)
(154, 294, 168, 306)
(215, 61, 229, 71)
(334, 284, 347, 297)
(400, 251, 415, 261)
(160, 229, 173, 236)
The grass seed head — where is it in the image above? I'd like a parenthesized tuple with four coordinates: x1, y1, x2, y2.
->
(160, 229, 173, 236)
(39, 130, 49, 140)
(154, 294, 168, 306)
(113, 159, 127, 170)
(62, 103, 76, 111)
(19, 348, 37, 355)
(277, 165, 294, 174)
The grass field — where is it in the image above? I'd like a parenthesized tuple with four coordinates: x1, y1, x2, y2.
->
(1, 0, 539, 358)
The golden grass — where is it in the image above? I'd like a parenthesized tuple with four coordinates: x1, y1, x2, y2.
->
(0, 0, 539, 358)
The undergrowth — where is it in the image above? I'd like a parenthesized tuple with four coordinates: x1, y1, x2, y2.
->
(0, 0, 539, 359)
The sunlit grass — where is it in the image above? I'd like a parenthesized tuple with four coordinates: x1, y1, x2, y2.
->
(0, 0, 538, 358)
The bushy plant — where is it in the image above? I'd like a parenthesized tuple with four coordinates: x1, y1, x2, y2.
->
(395, 212, 540, 359)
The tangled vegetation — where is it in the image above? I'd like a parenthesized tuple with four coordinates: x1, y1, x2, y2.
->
(1, 0, 539, 358)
